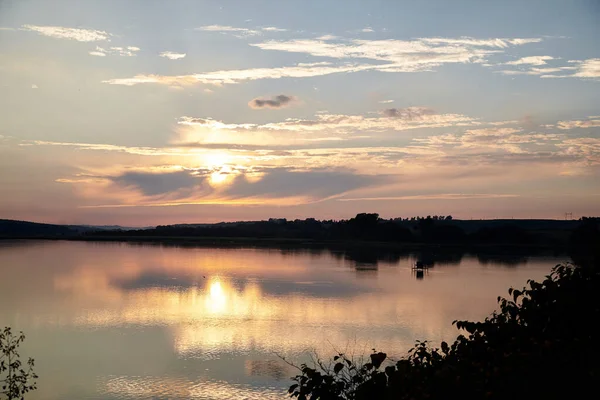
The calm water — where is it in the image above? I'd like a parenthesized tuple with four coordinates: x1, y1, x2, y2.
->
(0, 240, 565, 399)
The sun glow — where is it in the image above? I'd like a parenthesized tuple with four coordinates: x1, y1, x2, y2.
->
(210, 171, 228, 185)
(206, 280, 227, 314)
(204, 152, 231, 168)
(209, 164, 234, 186)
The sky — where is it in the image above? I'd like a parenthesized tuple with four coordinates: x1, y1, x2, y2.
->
(0, 0, 599, 226)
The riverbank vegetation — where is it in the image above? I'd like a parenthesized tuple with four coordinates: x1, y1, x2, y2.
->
(287, 262, 599, 400)
(0, 328, 37, 400)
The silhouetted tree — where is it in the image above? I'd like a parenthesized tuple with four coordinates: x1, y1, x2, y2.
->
(1, 328, 37, 400)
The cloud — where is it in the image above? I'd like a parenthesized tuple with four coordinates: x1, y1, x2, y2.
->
(572, 58, 600, 78)
(177, 109, 475, 139)
(497, 66, 577, 76)
(111, 169, 210, 196)
(31, 84, 38, 89)
(248, 94, 297, 109)
(250, 36, 542, 73)
(418, 37, 542, 48)
(505, 56, 554, 65)
(104, 36, 543, 87)
(89, 46, 140, 57)
(224, 167, 388, 200)
(160, 51, 186, 60)
(103, 62, 373, 86)
(89, 50, 106, 57)
(338, 193, 520, 201)
(0, 27, 15, 31)
(557, 117, 600, 130)
(361, 27, 374, 33)
(195, 25, 286, 37)
(317, 35, 340, 40)
(21, 25, 111, 42)
(82, 164, 391, 205)
(412, 127, 533, 153)
(382, 107, 435, 119)
(510, 58, 600, 79)
(261, 27, 287, 32)
(557, 138, 600, 165)
(195, 24, 260, 38)
(22, 140, 190, 157)
(379, 100, 394, 104)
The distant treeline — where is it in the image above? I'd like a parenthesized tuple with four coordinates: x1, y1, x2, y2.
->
(2, 215, 599, 266)
(82, 213, 595, 242)
(78, 213, 598, 265)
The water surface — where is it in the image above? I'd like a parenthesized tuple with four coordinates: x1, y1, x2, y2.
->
(0, 240, 564, 399)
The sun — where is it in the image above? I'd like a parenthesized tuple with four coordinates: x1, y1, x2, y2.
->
(204, 152, 231, 168)
(209, 164, 234, 186)
(210, 171, 228, 185)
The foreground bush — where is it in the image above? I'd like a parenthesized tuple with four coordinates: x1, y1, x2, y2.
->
(289, 264, 599, 400)
(0, 328, 37, 400)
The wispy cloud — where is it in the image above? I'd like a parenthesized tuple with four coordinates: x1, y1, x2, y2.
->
(195, 25, 260, 38)
(418, 37, 541, 47)
(412, 127, 565, 154)
(248, 94, 298, 109)
(177, 108, 475, 141)
(557, 138, 600, 165)
(21, 140, 186, 157)
(159, 51, 186, 60)
(103, 36, 543, 87)
(102, 62, 371, 86)
(250, 36, 543, 73)
(497, 66, 576, 76)
(73, 165, 389, 206)
(572, 58, 600, 78)
(361, 27, 374, 33)
(317, 34, 340, 41)
(21, 25, 111, 42)
(112, 169, 211, 197)
(382, 107, 434, 119)
(195, 25, 287, 38)
(501, 58, 600, 79)
(505, 56, 554, 65)
(261, 27, 287, 32)
(378, 100, 394, 104)
(89, 46, 140, 57)
(557, 116, 600, 129)
(338, 193, 520, 201)
(0, 27, 15, 31)
(224, 167, 387, 201)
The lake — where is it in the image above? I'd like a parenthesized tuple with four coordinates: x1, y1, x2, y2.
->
(0, 240, 566, 399)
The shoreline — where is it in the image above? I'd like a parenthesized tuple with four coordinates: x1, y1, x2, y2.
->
(0, 235, 570, 254)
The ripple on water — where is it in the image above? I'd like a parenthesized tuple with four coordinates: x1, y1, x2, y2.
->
(98, 375, 287, 399)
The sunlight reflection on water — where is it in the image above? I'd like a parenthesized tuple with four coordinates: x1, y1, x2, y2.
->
(0, 240, 564, 399)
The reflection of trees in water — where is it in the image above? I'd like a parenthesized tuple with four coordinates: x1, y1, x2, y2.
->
(476, 254, 528, 267)
(342, 248, 410, 272)
(245, 360, 290, 381)
(354, 264, 378, 277)
(411, 250, 464, 268)
(116, 240, 557, 269)
(344, 248, 380, 266)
